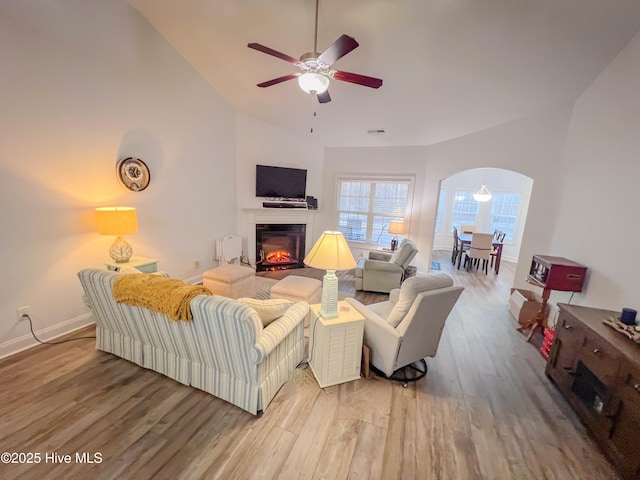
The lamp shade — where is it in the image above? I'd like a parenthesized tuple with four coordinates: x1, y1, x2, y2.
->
(96, 207, 137, 235)
(298, 72, 330, 94)
(304, 231, 356, 271)
(388, 221, 405, 235)
(473, 185, 492, 202)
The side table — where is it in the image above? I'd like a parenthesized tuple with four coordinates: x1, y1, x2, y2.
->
(105, 256, 158, 273)
(308, 301, 364, 388)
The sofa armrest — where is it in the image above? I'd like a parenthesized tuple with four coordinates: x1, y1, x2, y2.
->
(252, 301, 308, 363)
(389, 288, 401, 304)
(346, 298, 399, 341)
(346, 297, 402, 377)
(347, 298, 402, 376)
(368, 251, 392, 262)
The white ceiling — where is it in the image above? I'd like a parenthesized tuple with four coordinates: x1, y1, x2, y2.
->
(128, 0, 640, 148)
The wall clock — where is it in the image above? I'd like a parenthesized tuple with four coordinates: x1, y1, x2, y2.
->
(116, 157, 150, 192)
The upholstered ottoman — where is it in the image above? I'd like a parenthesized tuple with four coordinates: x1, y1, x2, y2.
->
(203, 264, 256, 299)
(270, 275, 322, 327)
(270, 275, 322, 304)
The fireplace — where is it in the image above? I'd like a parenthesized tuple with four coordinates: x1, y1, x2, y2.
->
(256, 224, 306, 272)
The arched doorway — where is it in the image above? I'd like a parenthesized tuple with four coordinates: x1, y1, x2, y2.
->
(432, 168, 533, 265)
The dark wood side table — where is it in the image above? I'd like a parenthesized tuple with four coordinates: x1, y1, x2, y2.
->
(517, 255, 587, 341)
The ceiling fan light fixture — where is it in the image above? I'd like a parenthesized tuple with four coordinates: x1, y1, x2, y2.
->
(298, 72, 329, 94)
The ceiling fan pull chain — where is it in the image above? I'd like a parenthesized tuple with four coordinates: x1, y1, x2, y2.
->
(310, 94, 318, 133)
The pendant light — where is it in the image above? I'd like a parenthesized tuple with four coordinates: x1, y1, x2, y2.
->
(473, 184, 492, 202)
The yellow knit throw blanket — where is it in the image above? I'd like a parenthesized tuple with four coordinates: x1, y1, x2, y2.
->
(113, 274, 212, 321)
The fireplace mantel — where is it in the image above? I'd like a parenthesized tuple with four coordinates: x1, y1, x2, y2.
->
(244, 209, 316, 265)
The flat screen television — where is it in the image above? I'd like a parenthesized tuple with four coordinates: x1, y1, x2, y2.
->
(255, 164, 307, 199)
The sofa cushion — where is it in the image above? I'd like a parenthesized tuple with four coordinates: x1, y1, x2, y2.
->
(385, 274, 454, 327)
(238, 297, 293, 326)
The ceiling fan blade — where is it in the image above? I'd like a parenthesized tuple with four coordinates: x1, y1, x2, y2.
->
(333, 70, 383, 89)
(317, 90, 331, 103)
(247, 43, 302, 66)
(318, 34, 359, 66)
(256, 74, 299, 88)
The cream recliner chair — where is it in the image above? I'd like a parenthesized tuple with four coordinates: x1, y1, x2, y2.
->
(355, 238, 418, 293)
(346, 274, 463, 385)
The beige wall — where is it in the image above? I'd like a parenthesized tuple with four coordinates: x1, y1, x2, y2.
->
(548, 31, 640, 313)
(0, 1, 237, 356)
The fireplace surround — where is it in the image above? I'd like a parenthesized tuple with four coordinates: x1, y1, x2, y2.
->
(244, 208, 315, 267)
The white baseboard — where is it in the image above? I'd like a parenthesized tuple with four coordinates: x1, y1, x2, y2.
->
(0, 313, 95, 360)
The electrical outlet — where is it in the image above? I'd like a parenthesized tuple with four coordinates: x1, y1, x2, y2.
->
(17, 306, 30, 321)
(193, 260, 200, 269)
(210, 255, 215, 264)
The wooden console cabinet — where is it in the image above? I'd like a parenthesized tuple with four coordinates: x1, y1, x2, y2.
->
(546, 304, 640, 479)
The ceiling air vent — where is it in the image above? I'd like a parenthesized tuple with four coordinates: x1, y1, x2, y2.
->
(367, 129, 385, 135)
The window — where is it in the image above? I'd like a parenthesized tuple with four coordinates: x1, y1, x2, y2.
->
(451, 191, 479, 233)
(336, 176, 413, 245)
(435, 190, 446, 233)
(490, 193, 520, 241)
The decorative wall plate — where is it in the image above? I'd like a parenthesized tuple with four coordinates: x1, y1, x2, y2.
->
(116, 157, 150, 192)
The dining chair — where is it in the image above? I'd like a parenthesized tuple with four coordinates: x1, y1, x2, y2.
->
(460, 224, 477, 234)
(463, 232, 494, 274)
(490, 231, 506, 268)
(451, 227, 459, 264)
(452, 226, 470, 267)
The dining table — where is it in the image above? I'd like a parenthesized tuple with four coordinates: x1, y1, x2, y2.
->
(456, 233, 504, 274)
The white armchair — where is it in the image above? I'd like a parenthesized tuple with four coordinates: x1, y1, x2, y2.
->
(346, 274, 463, 385)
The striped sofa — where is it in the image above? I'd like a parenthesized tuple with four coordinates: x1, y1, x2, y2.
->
(78, 268, 308, 415)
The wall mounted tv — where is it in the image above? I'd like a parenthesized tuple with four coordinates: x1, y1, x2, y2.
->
(255, 164, 307, 199)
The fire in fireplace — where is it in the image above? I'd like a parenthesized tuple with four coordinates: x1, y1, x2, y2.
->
(266, 250, 292, 264)
(256, 223, 306, 272)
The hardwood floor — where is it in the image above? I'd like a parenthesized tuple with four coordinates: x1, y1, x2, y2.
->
(0, 252, 619, 479)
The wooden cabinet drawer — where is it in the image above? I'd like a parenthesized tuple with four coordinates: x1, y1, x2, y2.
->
(546, 312, 584, 388)
(556, 313, 583, 342)
(608, 365, 640, 479)
(579, 333, 620, 382)
(618, 364, 640, 407)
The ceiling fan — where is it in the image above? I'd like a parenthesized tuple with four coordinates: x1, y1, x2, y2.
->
(247, 0, 383, 104)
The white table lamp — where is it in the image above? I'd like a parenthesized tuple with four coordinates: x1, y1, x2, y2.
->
(304, 231, 356, 318)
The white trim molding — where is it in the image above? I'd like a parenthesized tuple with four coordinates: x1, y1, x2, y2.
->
(0, 313, 94, 360)
(244, 209, 316, 265)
